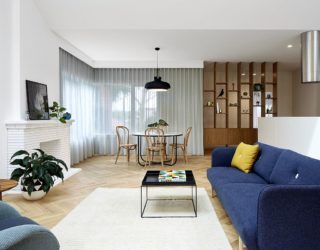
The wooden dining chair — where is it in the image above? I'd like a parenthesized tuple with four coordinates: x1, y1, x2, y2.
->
(145, 128, 166, 167)
(170, 127, 192, 164)
(115, 126, 137, 164)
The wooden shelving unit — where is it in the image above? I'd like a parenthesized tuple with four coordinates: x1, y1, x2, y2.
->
(203, 61, 278, 149)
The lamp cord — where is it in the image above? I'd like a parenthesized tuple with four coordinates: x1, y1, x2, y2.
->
(156, 49, 159, 77)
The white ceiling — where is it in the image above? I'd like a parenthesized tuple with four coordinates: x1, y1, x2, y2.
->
(34, 0, 320, 69)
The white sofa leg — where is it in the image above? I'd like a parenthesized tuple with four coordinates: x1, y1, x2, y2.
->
(239, 236, 244, 250)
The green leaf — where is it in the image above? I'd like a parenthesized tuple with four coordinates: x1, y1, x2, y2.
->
(34, 149, 45, 156)
(55, 159, 68, 171)
(10, 159, 24, 166)
(59, 118, 66, 123)
(59, 107, 66, 112)
(53, 101, 59, 107)
(49, 113, 57, 118)
(10, 168, 25, 181)
(10, 150, 29, 160)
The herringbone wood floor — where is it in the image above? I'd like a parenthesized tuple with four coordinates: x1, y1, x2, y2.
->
(4, 155, 242, 249)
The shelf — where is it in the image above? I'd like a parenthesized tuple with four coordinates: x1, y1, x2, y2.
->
(253, 105, 262, 107)
(240, 82, 250, 85)
(265, 82, 276, 85)
(228, 106, 238, 108)
(216, 113, 226, 115)
(204, 90, 215, 92)
(241, 97, 251, 99)
(204, 105, 215, 108)
(241, 113, 252, 115)
(216, 97, 227, 100)
(266, 112, 277, 115)
(216, 82, 227, 85)
(266, 97, 277, 100)
(228, 90, 239, 92)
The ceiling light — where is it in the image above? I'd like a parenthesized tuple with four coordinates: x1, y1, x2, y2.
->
(287, 44, 293, 48)
(241, 73, 246, 76)
(253, 73, 257, 76)
(145, 47, 171, 92)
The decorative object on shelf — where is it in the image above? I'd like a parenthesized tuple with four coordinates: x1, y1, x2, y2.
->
(10, 149, 67, 200)
(207, 101, 213, 106)
(216, 102, 221, 113)
(26, 80, 49, 120)
(253, 83, 263, 91)
(217, 89, 224, 98)
(256, 101, 260, 105)
(229, 103, 238, 107)
(243, 91, 248, 97)
(49, 101, 72, 124)
(145, 47, 171, 91)
(266, 92, 272, 99)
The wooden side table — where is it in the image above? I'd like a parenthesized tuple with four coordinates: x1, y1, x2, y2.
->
(0, 179, 18, 200)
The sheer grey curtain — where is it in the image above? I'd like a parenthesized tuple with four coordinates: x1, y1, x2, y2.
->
(60, 49, 203, 165)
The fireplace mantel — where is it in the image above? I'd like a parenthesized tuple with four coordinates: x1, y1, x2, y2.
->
(5, 119, 79, 192)
(6, 120, 74, 129)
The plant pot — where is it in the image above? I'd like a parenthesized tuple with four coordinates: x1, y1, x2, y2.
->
(21, 179, 46, 201)
(22, 190, 46, 200)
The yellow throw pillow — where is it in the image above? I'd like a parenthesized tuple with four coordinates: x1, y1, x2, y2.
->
(231, 142, 259, 173)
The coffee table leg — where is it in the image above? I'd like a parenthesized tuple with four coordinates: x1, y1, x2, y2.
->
(141, 186, 149, 218)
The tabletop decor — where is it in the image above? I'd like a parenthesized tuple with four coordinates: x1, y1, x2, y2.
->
(49, 101, 72, 124)
(147, 119, 168, 130)
(10, 149, 67, 200)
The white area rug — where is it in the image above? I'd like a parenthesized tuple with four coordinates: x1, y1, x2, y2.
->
(52, 188, 231, 250)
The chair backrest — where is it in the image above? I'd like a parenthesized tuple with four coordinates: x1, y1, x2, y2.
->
(116, 126, 130, 146)
(184, 127, 192, 147)
(145, 128, 165, 148)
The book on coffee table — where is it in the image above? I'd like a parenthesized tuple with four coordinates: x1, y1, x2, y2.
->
(158, 170, 186, 182)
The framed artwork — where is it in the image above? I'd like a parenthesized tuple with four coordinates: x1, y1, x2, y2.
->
(26, 80, 49, 120)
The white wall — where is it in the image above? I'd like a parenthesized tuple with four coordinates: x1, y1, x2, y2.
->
(292, 70, 320, 116)
(258, 117, 320, 160)
(0, 0, 21, 178)
(0, 0, 92, 178)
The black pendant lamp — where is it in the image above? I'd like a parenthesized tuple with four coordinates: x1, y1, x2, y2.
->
(145, 47, 171, 91)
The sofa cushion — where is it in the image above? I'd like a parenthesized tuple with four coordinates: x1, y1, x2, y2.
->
(270, 150, 320, 185)
(216, 183, 267, 250)
(252, 142, 285, 182)
(207, 167, 267, 190)
(0, 216, 38, 231)
(231, 142, 260, 173)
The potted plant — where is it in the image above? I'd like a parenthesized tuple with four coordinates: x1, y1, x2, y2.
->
(49, 101, 71, 124)
(10, 149, 67, 200)
(148, 119, 169, 131)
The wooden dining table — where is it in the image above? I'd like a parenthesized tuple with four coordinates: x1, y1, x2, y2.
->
(132, 132, 183, 166)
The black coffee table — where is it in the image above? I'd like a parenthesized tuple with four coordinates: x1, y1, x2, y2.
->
(140, 170, 197, 218)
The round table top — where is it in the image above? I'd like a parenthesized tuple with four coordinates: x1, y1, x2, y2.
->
(0, 179, 18, 192)
(132, 132, 183, 137)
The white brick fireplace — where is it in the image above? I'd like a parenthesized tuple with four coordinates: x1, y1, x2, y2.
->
(5, 120, 80, 191)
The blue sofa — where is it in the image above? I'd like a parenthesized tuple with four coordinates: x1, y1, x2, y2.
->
(207, 142, 320, 250)
(0, 201, 59, 250)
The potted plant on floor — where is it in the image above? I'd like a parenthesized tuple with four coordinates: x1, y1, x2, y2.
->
(10, 149, 68, 200)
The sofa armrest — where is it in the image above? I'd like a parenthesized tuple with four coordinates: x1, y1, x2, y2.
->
(257, 185, 320, 250)
(0, 224, 60, 250)
(211, 147, 236, 167)
(0, 201, 20, 220)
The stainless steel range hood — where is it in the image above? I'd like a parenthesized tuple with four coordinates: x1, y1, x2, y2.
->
(301, 31, 320, 83)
